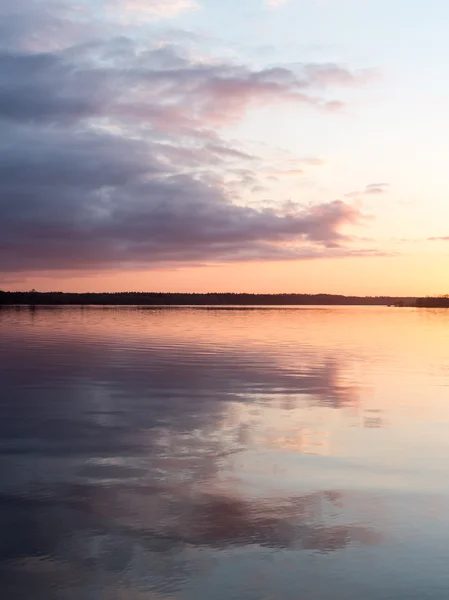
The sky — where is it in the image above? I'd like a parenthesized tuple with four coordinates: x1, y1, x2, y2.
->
(1, 0, 449, 295)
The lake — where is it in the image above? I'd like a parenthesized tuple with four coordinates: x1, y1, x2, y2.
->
(1, 305, 449, 599)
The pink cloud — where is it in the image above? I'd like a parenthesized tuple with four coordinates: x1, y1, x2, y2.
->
(109, 57, 369, 132)
(109, 0, 200, 22)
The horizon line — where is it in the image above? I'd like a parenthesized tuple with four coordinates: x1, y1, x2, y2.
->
(0, 290, 422, 298)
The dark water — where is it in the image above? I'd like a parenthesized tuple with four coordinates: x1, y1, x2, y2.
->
(1, 306, 449, 599)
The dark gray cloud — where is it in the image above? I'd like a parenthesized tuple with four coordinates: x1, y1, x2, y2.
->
(0, 1, 376, 275)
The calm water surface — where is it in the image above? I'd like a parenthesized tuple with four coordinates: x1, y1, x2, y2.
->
(1, 306, 449, 599)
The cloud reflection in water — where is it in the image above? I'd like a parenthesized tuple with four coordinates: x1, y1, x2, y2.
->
(0, 307, 386, 599)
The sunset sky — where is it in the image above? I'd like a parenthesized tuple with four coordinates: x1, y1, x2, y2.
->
(1, 0, 448, 295)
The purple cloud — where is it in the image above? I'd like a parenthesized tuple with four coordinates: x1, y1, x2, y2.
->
(0, 0, 377, 276)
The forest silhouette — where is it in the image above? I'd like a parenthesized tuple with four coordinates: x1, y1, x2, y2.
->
(0, 291, 417, 306)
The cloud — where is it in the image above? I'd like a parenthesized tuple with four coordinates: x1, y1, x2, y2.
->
(0, 124, 367, 271)
(0, 2, 377, 276)
(365, 183, 389, 195)
(0, 112, 368, 272)
(0, 0, 101, 52)
(345, 183, 389, 198)
(304, 63, 377, 87)
(109, 0, 200, 23)
(0, 43, 369, 132)
(0, 0, 199, 53)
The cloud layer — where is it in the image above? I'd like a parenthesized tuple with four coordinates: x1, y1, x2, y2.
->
(110, 0, 200, 22)
(0, 0, 374, 275)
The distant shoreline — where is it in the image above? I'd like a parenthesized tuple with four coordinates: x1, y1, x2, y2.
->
(416, 297, 449, 308)
(0, 291, 421, 307)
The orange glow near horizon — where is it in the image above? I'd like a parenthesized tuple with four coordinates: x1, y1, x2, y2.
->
(4, 253, 449, 296)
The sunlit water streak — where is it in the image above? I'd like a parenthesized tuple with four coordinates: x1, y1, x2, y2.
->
(1, 306, 449, 599)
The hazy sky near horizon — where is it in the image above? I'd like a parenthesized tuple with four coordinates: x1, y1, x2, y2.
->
(1, 0, 448, 294)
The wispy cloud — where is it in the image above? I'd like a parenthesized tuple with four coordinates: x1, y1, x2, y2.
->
(0, 43, 369, 130)
(345, 183, 389, 198)
(365, 183, 389, 195)
(109, 0, 200, 23)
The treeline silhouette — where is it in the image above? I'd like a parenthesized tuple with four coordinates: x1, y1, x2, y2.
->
(416, 297, 449, 308)
(0, 291, 415, 306)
